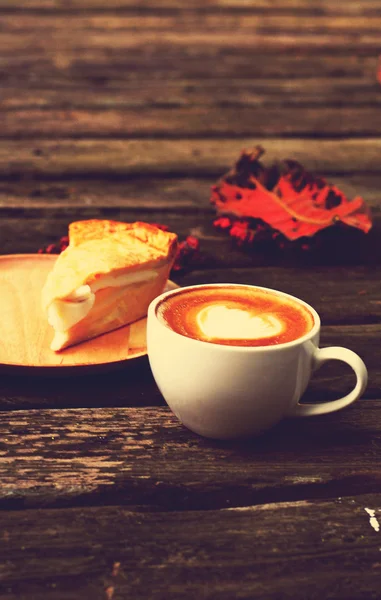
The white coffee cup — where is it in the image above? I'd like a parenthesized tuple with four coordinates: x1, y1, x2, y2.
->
(147, 284, 368, 439)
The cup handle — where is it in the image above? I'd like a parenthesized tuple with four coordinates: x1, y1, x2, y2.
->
(291, 346, 368, 417)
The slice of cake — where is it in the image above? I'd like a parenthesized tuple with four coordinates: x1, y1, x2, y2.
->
(42, 220, 178, 351)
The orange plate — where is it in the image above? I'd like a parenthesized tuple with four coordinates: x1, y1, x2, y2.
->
(0, 254, 178, 373)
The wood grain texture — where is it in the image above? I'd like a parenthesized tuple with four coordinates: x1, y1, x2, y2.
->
(5, 34, 380, 56)
(0, 178, 214, 209)
(0, 139, 380, 178)
(1, 494, 381, 599)
(1, 0, 381, 12)
(2, 79, 381, 110)
(1, 404, 381, 510)
(2, 54, 376, 86)
(1, 16, 381, 54)
(3, 106, 381, 138)
(1, 175, 381, 211)
(1, 13, 381, 46)
(3, 13, 381, 33)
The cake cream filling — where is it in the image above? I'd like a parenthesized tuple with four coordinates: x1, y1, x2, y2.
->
(48, 270, 157, 333)
(196, 305, 284, 340)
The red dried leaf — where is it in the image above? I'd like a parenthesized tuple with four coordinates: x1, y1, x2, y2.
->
(213, 216, 232, 231)
(229, 220, 255, 245)
(211, 147, 372, 241)
(185, 235, 199, 250)
(171, 235, 200, 272)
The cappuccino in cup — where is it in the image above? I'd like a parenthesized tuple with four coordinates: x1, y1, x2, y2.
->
(157, 285, 314, 347)
(147, 284, 367, 439)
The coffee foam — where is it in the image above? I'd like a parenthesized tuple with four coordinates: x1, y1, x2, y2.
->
(196, 304, 283, 340)
(157, 286, 314, 347)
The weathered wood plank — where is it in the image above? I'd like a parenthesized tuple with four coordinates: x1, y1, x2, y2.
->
(1, 174, 379, 211)
(0, 405, 381, 511)
(0, 139, 380, 177)
(1, 0, 381, 14)
(1, 54, 376, 87)
(0, 12, 380, 64)
(2, 30, 381, 54)
(2, 79, 381, 110)
(0, 178, 213, 209)
(3, 14, 381, 34)
(1, 495, 381, 599)
(3, 106, 381, 138)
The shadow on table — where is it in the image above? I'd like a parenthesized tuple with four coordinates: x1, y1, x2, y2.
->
(0, 356, 166, 410)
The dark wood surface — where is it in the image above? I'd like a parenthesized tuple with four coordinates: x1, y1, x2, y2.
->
(1, 1, 381, 598)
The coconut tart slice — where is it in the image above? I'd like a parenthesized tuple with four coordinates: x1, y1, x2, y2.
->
(42, 220, 178, 351)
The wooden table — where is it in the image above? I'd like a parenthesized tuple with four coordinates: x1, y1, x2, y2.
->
(1, 1, 381, 598)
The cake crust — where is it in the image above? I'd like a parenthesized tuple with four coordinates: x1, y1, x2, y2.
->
(42, 221, 177, 309)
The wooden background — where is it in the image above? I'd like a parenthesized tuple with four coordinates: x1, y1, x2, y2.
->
(1, 1, 381, 599)
(1, 0, 381, 263)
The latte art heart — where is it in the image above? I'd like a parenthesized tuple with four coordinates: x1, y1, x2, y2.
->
(196, 305, 283, 340)
(157, 285, 315, 347)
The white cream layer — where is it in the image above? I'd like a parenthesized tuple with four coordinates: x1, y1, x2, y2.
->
(48, 270, 157, 333)
(196, 305, 283, 340)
